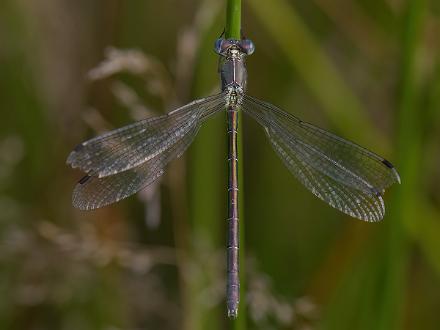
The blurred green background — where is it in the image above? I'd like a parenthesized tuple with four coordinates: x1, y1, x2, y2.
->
(1, 0, 440, 329)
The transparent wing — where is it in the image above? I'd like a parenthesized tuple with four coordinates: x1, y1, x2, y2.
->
(67, 93, 226, 177)
(268, 130, 385, 221)
(72, 122, 201, 210)
(242, 95, 400, 222)
(69, 94, 226, 210)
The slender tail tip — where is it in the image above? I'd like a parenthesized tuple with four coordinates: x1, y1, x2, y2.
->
(228, 308, 238, 319)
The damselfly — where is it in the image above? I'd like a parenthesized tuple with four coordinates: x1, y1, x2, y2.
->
(67, 38, 400, 318)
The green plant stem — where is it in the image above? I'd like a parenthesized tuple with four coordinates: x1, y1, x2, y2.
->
(226, 0, 241, 39)
(225, 0, 246, 329)
(378, 0, 425, 329)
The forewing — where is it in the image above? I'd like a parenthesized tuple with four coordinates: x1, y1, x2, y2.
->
(72, 109, 215, 210)
(242, 95, 400, 221)
(67, 93, 226, 177)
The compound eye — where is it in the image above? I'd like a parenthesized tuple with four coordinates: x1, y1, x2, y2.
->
(240, 39, 255, 55)
(214, 38, 223, 54)
(214, 39, 234, 55)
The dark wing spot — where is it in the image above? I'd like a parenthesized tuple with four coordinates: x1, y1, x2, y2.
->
(382, 159, 395, 169)
(78, 175, 91, 184)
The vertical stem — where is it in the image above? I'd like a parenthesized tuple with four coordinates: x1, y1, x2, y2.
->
(225, 0, 246, 328)
(378, 0, 425, 329)
(226, 0, 241, 40)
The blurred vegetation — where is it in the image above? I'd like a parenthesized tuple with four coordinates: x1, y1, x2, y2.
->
(1, 0, 440, 329)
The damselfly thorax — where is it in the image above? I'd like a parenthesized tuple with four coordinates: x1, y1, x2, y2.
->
(217, 39, 252, 111)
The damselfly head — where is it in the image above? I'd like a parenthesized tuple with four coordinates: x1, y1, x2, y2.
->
(214, 38, 255, 56)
